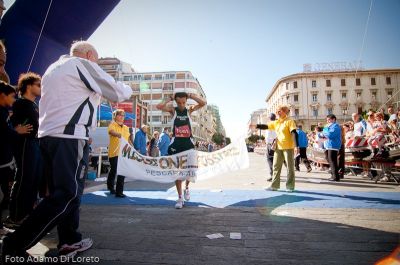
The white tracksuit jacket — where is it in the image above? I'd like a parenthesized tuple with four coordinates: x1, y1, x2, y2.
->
(38, 55, 132, 140)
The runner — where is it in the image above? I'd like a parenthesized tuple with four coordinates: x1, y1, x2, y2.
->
(156, 92, 206, 209)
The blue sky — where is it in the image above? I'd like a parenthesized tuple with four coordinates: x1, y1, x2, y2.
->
(6, 0, 400, 138)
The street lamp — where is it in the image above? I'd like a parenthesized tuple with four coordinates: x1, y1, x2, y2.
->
(342, 108, 348, 122)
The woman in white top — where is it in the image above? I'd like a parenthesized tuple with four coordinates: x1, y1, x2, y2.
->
(313, 126, 325, 149)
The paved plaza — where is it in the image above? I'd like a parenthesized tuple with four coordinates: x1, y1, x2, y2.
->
(13, 153, 400, 264)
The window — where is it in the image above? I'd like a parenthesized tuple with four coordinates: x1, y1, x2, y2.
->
(165, 73, 175, 80)
(356, 92, 362, 98)
(341, 79, 346, 86)
(371, 77, 376, 85)
(312, 94, 318, 102)
(154, 75, 162, 80)
(313, 109, 318, 117)
(294, 94, 299, 102)
(286, 83, 289, 90)
(312, 80, 316, 87)
(123, 76, 132, 81)
(286, 96, 290, 102)
(356, 78, 361, 86)
(371, 91, 377, 99)
(341, 92, 347, 99)
(326, 80, 331, 87)
(293, 81, 298, 88)
(388, 90, 393, 99)
(151, 116, 161, 122)
(294, 109, 299, 117)
(327, 93, 332, 101)
(386, 77, 391, 85)
(327, 108, 333, 115)
(144, 75, 152, 80)
(133, 75, 142, 81)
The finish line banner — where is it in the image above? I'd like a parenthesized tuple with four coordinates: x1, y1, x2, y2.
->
(117, 138, 249, 183)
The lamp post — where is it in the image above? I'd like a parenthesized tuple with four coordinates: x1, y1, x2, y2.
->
(342, 108, 348, 122)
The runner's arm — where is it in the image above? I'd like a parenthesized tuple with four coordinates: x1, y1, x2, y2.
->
(188, 93, 207, 114)
(156, 96, 174, 115)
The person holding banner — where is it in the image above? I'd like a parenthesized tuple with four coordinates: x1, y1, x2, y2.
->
(265, 105, 298, 192)
(107, 109, 131, 197)
(156, 92, 206, 209)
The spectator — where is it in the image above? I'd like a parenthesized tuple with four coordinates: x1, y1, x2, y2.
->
(366, 111, 376, 137)
(7, 72, 42, 228)
(158, 127, 171, 156)
(2, 41, 132, 260)
(368, 112, 389, 158)
(134, 125, 149, 156)
(338, 123, 346, 179)
(265, 105, 298, 192)
(378, 107, 390, 121)
(207, 142, 214, 152)
(322, 114, 342, 181)
(343, 123, 354, 140)
(352, 113, 367, 137)
(265, 113, 277, 181)
(295, 125, 312, 172)
(388, 106, 397, 122)
(107, 109, 131, 198)
(148, 131, 160, 157)
(313, 126, 325, 149)
(0, 40, 10, 84)
(0, 82, 32, 236)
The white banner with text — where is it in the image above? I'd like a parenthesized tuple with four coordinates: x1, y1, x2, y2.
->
(117, 137, 249, 183)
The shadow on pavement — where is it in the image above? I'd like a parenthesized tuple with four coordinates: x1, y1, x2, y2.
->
(37, 204, 399, 265)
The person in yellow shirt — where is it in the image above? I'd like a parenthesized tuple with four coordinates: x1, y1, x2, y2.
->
(265, 105, 298, 192)
(107, 109, 131, 197)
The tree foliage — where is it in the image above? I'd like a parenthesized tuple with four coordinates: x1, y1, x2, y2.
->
(247, 134, 264, 144)
(212, 133, 225, 145)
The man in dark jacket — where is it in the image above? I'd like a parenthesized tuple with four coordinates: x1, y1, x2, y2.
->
(295, 125, 312, 172)
(0, 82, 31, 235)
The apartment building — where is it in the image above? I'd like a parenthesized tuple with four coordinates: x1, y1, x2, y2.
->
(247, 109, 268, 137)
(265, 68, 400, 130)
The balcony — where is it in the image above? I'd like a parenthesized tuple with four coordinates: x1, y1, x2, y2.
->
(147, 110, 162, 116)
(290, 115, 306, 119)
(149, 121, 162, 126)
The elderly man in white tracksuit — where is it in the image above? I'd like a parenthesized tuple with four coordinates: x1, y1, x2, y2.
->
(2, 41, 132, 261)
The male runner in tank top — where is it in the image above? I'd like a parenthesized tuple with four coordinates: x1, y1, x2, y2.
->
(156, 92, 206, 209)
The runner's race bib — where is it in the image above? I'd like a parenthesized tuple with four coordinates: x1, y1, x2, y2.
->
(175, 125, 191, 138)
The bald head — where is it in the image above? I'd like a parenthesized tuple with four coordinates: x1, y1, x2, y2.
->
(70, 41, 98, 63)
(0, 0, 6, 18)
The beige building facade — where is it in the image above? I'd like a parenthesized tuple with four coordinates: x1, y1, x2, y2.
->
(98, 58, 217, 141)
(265, 68, 400, 130)
(247, 109, 268, 137)
(128, 71, 210, 141)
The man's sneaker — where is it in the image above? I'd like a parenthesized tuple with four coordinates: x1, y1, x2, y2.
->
(184, 189, 190, 201)
(3, 217, 22, 229)
(265, 186, 278, 191)
(175, 198, 184, 209)
(58, 238, 93, 258)
(0, 227, 14, 236)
